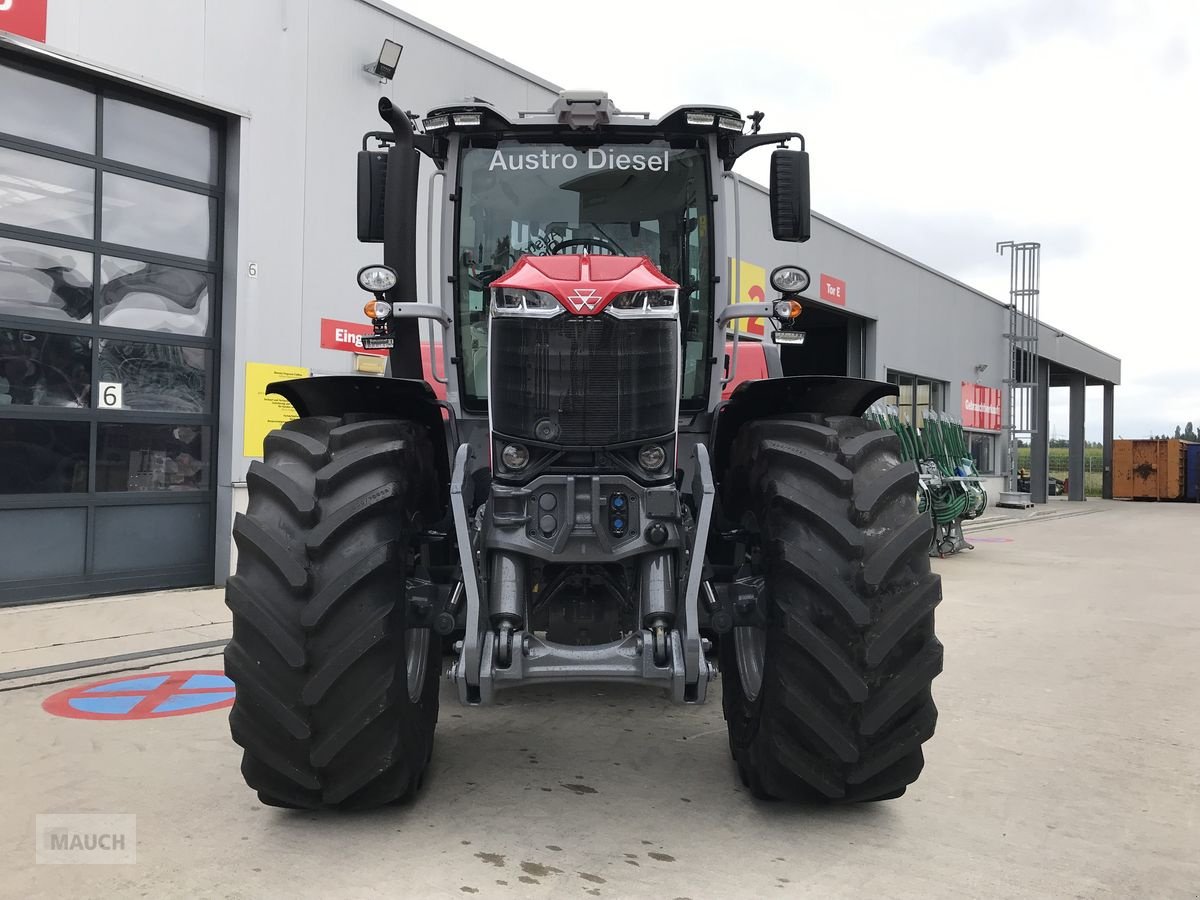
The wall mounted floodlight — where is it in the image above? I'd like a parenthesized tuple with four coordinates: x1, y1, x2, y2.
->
(974, 363, 989, 375)
(364, 40, 403, 82)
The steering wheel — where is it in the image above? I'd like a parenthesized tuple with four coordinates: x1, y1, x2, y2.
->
(548, 236, 627, 256)
(469, 267, 507, 291)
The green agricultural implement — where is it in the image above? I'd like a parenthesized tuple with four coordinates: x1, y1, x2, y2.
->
(867, 405, 987, 557)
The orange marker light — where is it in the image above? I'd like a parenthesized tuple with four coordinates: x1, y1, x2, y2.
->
(773, 299, 803, 319)
(363, 300, 391, 320)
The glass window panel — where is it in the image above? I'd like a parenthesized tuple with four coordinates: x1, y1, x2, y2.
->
(103, 98, 217, 184)
(0, 236, 93, 323)
(916, 380, 931, 406)
(457, 141, 711, 408)
(0, 327, 91, 408)
(970, 434, 994, 473)
(0, 64, 96, 153)
(98, 338, 207, 412)
(898, 380, 913, 423)
(0, 419, 90, 494)
(97, 422, 210, 492)
(102, 173, 213, 259)
(99, 257, 210, 336)
(0, 146, 95, 238)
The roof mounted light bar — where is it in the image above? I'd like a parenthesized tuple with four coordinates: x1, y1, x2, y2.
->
(421, 102, 511, 135)
(682, 111, 744, 132)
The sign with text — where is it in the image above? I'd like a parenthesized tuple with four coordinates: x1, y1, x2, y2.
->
(0, 0, 49, 42)
(962, 381, 1002, 431)
(819, 273, 846, 306)
(320, 318, 389, 356)
(243, 361, 309, 457)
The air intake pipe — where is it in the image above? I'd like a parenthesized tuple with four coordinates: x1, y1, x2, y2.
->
(377, 97, 423, 379)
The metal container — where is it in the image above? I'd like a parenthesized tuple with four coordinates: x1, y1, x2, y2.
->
(1112, 439, 1189, 500)
(1186, 443, 1200, 502)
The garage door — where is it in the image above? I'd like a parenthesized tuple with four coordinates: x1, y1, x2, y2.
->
(0, 57, 223, 605)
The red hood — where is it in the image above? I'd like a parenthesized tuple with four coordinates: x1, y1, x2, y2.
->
(489, 254, 678, 316)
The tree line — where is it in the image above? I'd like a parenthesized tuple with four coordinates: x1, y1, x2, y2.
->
(1147, 422, 1198, 441)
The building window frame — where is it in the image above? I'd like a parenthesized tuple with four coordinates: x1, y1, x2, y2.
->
(0, 54, 226, 604)
(967, 431, 997, 475)
(885, 369, 947, 426)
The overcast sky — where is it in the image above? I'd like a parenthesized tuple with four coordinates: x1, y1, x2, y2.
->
(390, 0, 1198, 440)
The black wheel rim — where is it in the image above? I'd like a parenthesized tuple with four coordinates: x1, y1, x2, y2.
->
(405, 628, 430, 703)
(733, 626, 767, 702)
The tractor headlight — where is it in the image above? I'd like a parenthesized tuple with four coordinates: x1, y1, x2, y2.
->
(358, 265, 398, 293)
(771, 329, 806, 345)
(638, 444, 667, 471)
(492, 288, 562, 317)
(606, 289, 677, 318)
(769, 265, 810, 295)
(501, 443, 530, 470)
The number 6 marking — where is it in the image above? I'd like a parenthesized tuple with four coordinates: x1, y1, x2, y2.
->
(99, 382, 123, 409)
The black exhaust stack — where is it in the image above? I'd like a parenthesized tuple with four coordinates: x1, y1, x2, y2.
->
(378, 97, 423, 379)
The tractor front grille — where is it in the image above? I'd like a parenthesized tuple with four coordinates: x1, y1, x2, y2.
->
(489, 315, 678, 446)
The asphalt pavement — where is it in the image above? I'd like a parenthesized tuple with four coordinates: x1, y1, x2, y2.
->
(2, 500, 1198, 898)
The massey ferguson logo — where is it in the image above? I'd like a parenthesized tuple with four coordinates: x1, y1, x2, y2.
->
(566, 289, 601, 312)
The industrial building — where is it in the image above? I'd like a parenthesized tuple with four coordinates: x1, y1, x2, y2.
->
(0, 0, 1120, 604)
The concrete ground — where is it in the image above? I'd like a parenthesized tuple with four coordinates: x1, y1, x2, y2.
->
(2, 500, 1198, 898)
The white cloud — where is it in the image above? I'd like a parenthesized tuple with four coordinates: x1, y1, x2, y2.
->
(388, 0, 1200, 439)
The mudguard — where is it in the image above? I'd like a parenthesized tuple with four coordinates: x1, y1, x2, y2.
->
(710, 375, 895, 480)
(269, 375, 453, 504)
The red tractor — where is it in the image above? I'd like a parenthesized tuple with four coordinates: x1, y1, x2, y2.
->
(225, 90, 942, 809)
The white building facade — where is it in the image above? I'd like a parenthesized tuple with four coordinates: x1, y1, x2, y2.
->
(0, 0, 1118, 604)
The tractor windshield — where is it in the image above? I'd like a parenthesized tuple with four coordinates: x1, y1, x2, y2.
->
(455, 138, 713, 411)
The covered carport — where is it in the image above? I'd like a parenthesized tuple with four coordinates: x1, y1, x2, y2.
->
(1024, 327, 1121, 503)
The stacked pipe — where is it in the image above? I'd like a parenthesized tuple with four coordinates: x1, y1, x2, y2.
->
(865, 404, 987, 557)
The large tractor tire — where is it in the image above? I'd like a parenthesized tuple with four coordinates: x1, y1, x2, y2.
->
(225, 415, 442, 810)
(719, 414, 942, 802)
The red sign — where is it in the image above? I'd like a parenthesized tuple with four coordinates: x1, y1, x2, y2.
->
(0, 0, 48, 42)
(320, 318, 388, 356)
(961, 381, 1002, 431)
(819, 273, 846, 306)
(43, 671, 235, 721)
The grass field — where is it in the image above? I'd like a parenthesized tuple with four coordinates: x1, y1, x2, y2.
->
(1016, 447, 1104, 496)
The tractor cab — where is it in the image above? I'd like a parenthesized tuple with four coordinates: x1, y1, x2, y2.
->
(356, 91, 812, 422)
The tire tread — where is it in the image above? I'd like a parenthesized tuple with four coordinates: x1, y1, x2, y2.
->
(225, 415, 440, 810)
(720, 414, 942, 803)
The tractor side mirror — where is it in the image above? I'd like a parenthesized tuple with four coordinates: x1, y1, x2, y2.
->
(357, 149, 388, 243)
(769, 149, 811, 243)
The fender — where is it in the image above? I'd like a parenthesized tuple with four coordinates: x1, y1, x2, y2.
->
(710, 375, 895, 480)
(269, 375, 454, 510)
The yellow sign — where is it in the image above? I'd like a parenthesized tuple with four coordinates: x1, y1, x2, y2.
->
(243, 362, 310, 457)
(728, 258, 767, 335)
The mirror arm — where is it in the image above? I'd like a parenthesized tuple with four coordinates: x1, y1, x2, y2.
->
(716, 302, 775, 328)
(724, 131, 806, 170)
